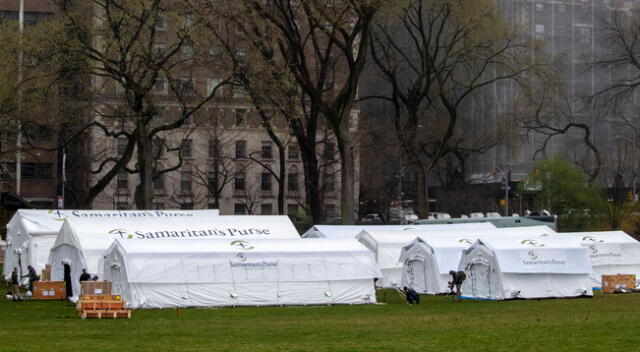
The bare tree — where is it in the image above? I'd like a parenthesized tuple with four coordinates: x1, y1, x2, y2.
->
(368, 0, 536, 217)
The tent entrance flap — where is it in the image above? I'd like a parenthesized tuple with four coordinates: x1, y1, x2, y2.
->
(468, 260, 494, 299)
(405, 258, 427, 291)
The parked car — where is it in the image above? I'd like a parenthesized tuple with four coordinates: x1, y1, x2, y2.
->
(360, 213, 384, 224)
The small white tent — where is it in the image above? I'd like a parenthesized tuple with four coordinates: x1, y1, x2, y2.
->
(48, 215, 299, 297)
(459, 236, 593, 300)
(3, 209, 219, 279)
(558, 231, 640, 288)
(102, 238, 381, 309)
(358, 226, 557, 289)
(302, 222, 497, 239)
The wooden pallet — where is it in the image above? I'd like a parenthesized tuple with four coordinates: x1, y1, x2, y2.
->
(78, 300, 126, 311)
(80, 309, 131, 319)
(80, 294, 121, 301)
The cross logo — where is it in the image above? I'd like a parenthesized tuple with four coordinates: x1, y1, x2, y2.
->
(527, 250, 538, 260)
(521, 239, 545, 247)
(589, 244, 598, 255)
(236, 253, 247, 262)
(230, 240, 254, 250)
(108, 228, 133, 239)
(48, 209, 68, 221)
(581, 235, 604, 243)
(458, 238, 473, 245)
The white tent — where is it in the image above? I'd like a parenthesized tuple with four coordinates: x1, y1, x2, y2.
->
(102, 238, 381, 309)
(459, 236, 593, 300)
(557, 231, 640, 288)
(301, 222, 497, 239)
(357, 226, 557, 289)
(2, 209, 219, 280)
(48, 215, 299, 297)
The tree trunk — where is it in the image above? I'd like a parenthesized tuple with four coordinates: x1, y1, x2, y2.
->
(134, 126, 154, 209)
(415, 165, 429, 218)
(300, 146, 322, 223)
(277, 143, 285, 215)
(337, 130, 355, 224)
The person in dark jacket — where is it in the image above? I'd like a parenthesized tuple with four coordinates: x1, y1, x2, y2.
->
(11, 267, 21, 301)
(26, 265, 38, 292)
(403, 286, 420, 304)
(79, 268, 92, 282)
(448, 270, 467, 302)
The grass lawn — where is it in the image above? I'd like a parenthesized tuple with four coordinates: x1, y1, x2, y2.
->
(1, 270, 639, 351)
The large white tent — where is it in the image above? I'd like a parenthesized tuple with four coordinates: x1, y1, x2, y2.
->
(301, 222, 497, 239)
(3, 209, 219, 279)
(48, 215, 299, 297)
(102, 238, 381, 309)
(357, 226, 557, 289)
(557, 231, 640, 289)
(459, 236, 593, 300)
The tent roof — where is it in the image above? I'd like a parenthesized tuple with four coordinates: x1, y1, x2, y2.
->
(107, 238, 382, 284)
(303, 222, 496, 238)
(558, 231, 639, 244)
(7, 209, 220, 237)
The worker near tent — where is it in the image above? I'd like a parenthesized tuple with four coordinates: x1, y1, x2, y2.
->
(448, 270, 466, 302)
(26, 265, 38, 292)
(10, 267, 21, 302)
(79, 268, 91, 282)
(403, 286, 420, 304)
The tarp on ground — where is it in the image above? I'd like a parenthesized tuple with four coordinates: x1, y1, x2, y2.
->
(48, 215, 298, 297)
(3, 209, 219, 279)
(102, 238, 381, 308)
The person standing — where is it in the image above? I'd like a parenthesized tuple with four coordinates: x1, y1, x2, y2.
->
(11, 267, 21, 301)
(26, 265, 38, 293)
(79, 268, 91, 282)
(448, 270, 466, 302)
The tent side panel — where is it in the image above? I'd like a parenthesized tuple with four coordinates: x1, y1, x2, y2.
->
(501, 273, 593, 299)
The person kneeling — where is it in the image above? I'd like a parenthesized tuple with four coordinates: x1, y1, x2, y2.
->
(403, 286, 420, 304)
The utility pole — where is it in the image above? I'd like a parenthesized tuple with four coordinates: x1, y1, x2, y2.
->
(16, 0, 24, 195)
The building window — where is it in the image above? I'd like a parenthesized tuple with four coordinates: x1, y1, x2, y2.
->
(183, 13, 193, 28)
(181, 44, 194, 61)
(207, 171, 217, 189)
(153, 108, 165, 124)
(288, 144, 299, 159)
(287, 204, 299, 215)
(261, 203, 273, 215)
(235, 109, 247, 127)
(117, 137, 128, 156)
(234, 172, 246, 190)
(234, 203, 247, 215)
(153, 173, 165, 191)
(261, 172, 272, 191)
(535, 24, 544, 34)
(154, 44, 166, 56)
(535, 3, 543, 11)
(261, 141, 273, 159)
(180, 202, 194, 210)
(324, 142, 335, 161)
(209, 46, 221, 58)
(233, 77, 247, 98)
(153, 138, 165, 158)
(208, 203, 217, 209)
(180, 73, 194, 93)
(116, 202, 129, 210)
(207, 78, 221, 96)
(155, 15, 166, 30)
(181, 139, 193, 158)
(117, 171, 128, 189)
(154, 75, 166, 94)
(235, 140, 246, 158)
(559, 4, 567, 12)
(153, 202, 165, 210)
(288, 173, 299, 191)
(21, 163, 52, 179)
(181, 171, 192, 193)
(209, 139, 219, 158)
(325, 176, 335, 192)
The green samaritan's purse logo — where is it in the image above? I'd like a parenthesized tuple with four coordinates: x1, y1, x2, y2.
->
(236, 253, 247, 262)
(230, 240, 254, 250)
(582, 235, 604, 243)
(108, 228, 134, 239)
(458, 238, 473, 245)
(48, 210, 68, 221)
(527, 250, 538, 260)
(521, 239, 545, 247)
(589, 244, 598, 255)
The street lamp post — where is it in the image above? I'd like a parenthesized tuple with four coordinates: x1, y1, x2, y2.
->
(495, 166, 510, 216)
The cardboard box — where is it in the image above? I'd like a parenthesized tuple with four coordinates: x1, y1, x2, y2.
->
(601, 274, 636, 293)
(41, 265, 51, 281)
(81, 281, 112, 295)
(33, 281, 66, 300)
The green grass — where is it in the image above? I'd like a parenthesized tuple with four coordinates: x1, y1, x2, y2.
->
(1, 270, 639, 351)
